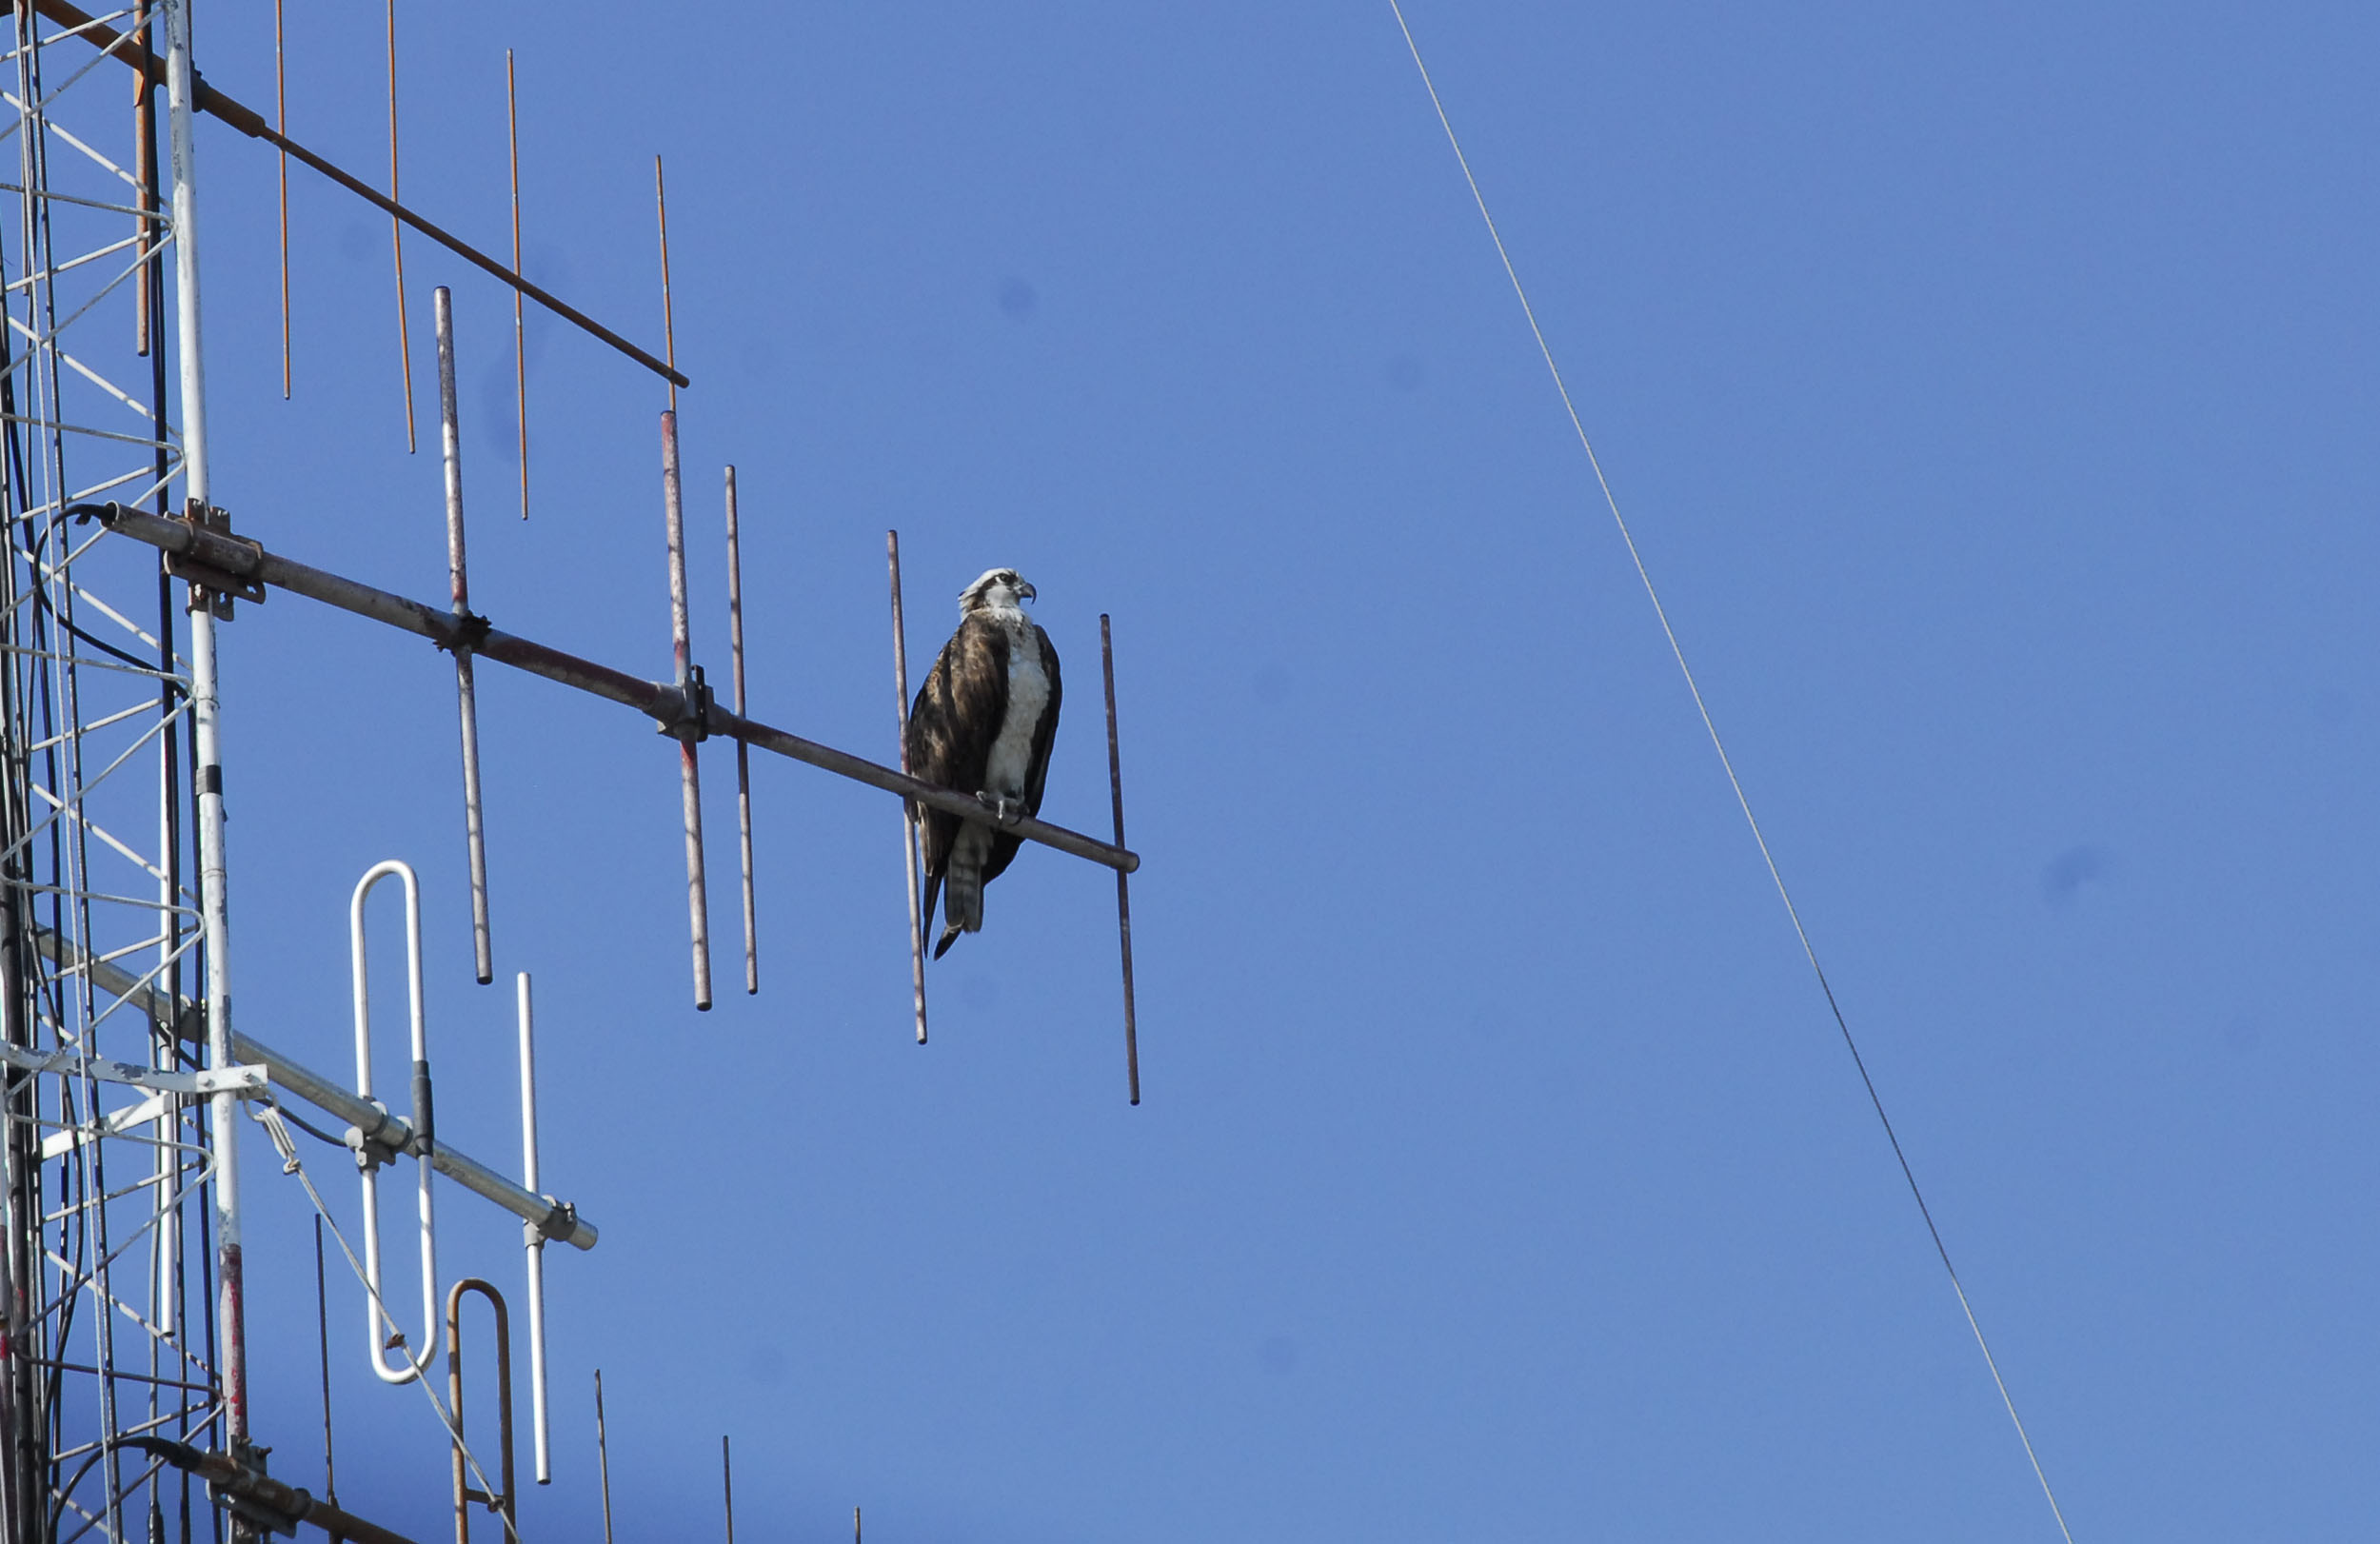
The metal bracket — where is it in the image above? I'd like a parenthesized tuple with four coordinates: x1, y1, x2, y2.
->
(344, 1098, 403, 1172)
(164, 498, 265, 619)
(654, 663, 712, 742)
(437, 609, 493, 655)
(0, 1039, 265, 1097)
(526, 1198, 578, 1245)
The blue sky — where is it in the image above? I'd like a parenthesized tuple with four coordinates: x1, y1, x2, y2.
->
(153, 3, 2380, 1538)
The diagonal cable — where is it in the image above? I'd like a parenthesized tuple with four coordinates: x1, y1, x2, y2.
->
(1380, 4, 2075, 1538)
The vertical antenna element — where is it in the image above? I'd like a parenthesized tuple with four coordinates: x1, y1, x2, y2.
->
(506, 50, 527, 519)
(386, 0, 415, 450)
(595, 1370, 614, 1544)
(163, 0, 251, 1460)
(887, 531, 927, 1044)
(662, 412, 712, 1009)
(721, 1435, 734, 1544)
(724, 467, 757, 995)
(133, 0, 153, 356)
(655, 155, 676, 414)
(517, 974, 551, 1485)
(274, 0, 288, 396)
(1101, 616, 1140, 1105)
(436, 288, 495, 984)
(314, 1217, 335, 1511)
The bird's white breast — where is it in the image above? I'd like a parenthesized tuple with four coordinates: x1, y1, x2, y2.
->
(984, 618, 1048, 801)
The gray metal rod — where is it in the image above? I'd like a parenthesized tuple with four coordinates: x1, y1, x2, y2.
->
(436, 287, 494, 985)
(888, 531, 926, 1045)
(31, 928, 598, 1252)
(88, 505, 1141, 873)
(724, 468, 756, 996)
(162, 0, 250, 1460)
(661, 412, 712, 1010)
(1101, 615, 1140, 1105)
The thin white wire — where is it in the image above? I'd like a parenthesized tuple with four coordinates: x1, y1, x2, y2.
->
(1381, 5, 2076, 1539)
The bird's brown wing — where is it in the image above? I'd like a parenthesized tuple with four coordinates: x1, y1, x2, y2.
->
(905, 614, 1011, 881)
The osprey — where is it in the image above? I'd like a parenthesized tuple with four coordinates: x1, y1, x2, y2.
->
(906, 566, 1062, 960)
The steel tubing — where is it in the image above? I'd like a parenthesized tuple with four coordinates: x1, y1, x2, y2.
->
(31, 927, 599, 1252)
(161, 0, 249, 1465)
(724, 468, 757, 996)
(435, 288, 494, 984)
(660, 412, 712, 1010)
(89, 506, 1141, 874)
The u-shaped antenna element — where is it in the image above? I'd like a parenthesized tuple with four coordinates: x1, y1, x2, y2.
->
(351, 859, 441, 1384)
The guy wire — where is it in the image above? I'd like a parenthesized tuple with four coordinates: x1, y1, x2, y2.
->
(1380, 5, 2076, 1539)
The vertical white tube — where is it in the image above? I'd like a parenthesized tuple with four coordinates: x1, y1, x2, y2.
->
(161, 0, 245, 1453)
(518, 971, 550, 1482)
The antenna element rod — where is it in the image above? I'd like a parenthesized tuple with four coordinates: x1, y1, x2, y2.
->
(888, 531, 927, 1043)
(1101, 615, 1140, 1104)
(662, 412, 712, 1009)
(725, 468, 757, 995)
(436, 288, 494, 984)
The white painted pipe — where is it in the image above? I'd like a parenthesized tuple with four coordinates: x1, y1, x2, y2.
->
(349, 860, 438, 1385)
(518, 971, 550, 1483)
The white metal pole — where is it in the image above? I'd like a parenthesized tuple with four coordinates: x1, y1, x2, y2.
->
(518, 971, 550, 1483)
(160, 0, 247, 1458)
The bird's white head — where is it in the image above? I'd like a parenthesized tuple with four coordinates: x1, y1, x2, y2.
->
(959, 567, 1036, 619)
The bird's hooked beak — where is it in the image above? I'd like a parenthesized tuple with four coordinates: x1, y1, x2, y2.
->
(1016, 579, 1037, 604)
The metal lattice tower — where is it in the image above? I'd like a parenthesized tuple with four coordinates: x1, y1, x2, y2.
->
(0, 0, 241, 1538)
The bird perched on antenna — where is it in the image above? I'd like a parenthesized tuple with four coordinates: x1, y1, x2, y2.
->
(907, 567, 1062, 959)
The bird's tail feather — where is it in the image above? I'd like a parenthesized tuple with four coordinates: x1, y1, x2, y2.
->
(932, 827, 988, 960)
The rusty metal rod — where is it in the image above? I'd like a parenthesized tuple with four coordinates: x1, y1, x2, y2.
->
(436, 288, 494, 984)
(506, 49, 526, 520)
(31, 925, 601, 1252)
(446, 1279, 516, 1544)
(386, 0, 415, 451)
(0, 0, 691, 390)
(724, 467, 756, 995)
(274, 0, 288, 396)
(87, 505, 1140, 872)
(662, 412, 713, 1009)
(1101, 615, 1140, 1105)
(655, 155, 676, 413)
(888, 531, 927, 1044)
(114, 1438, 423, 1544)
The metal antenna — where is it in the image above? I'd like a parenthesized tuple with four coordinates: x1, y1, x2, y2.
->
(655, 154, 676, 413)
(385, 0, 415, 450)
(274, 0, 288, 396)
(725, 466, 757, 994)
(721, 1435, 734, 1544)
(436, 287, 495, 984)
(1101, 615, 1140, 1104)
(507, 49, 528, 520)
(314, 1216, 335, 1510)
(887, 530, 927, 1043)
(662, 411, 712, 1009)
(595, 1369, 614, 1544)
(517, 973, 551, 1485)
